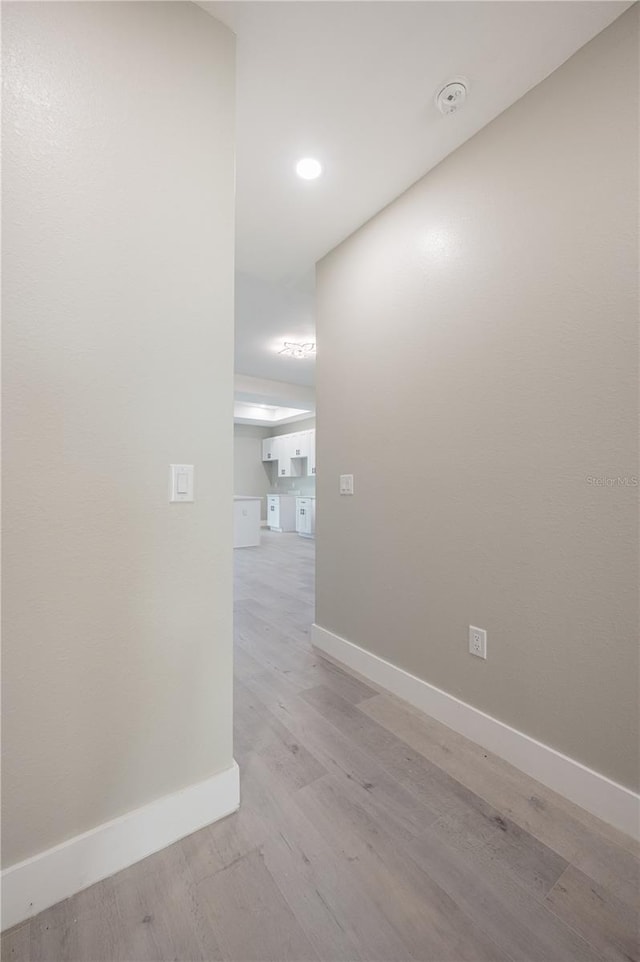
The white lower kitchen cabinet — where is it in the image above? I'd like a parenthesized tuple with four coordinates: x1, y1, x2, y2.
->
(267, 494, 297, 532)
(296, 497, 316, 538)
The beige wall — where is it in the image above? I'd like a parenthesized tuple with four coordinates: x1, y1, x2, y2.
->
(2, 1, 235, 866)
(234, 425, 271, 518)
(316, 7, 639, 791)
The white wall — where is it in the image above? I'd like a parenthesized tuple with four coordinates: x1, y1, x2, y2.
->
(234, 373, 315, 413)
(270, 417, 316, 437)
(316, 7, 638, 792)
(2, 1, 236, 868)
(234, 424, 271, 518)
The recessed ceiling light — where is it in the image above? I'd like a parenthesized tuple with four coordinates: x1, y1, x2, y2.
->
(279, 341, 316, 359)
(296, 158, 322, 180)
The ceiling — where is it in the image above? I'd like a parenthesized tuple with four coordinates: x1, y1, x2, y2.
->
(233, 268, 316, 388)
(199, 0, 630, 389)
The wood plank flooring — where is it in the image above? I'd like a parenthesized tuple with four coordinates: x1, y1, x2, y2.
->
(3, 530, 639, 961)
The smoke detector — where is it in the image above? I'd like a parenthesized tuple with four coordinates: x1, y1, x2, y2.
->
(435, 79, 468, 116)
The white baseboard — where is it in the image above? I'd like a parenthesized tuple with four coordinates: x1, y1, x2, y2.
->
(312, 624, 640, 842)
(1, 760, 240, 932)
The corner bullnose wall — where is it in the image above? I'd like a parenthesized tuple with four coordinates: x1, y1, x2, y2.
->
(2, 0, 237, 926)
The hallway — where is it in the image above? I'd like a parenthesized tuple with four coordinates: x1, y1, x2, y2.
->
(2, 530, 638, 961)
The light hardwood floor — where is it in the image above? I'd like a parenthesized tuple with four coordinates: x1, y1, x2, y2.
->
(3, 530, 639, 961)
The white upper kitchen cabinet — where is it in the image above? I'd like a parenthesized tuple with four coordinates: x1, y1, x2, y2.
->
(290, 432, 310, 459)
(262, 435, 280, 463)
(307, 431, 316, 476)
(274, 434, 303, 478)
(262, 428, 315, 477)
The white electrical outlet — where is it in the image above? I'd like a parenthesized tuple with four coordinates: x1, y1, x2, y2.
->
(469, 625, 487, 659)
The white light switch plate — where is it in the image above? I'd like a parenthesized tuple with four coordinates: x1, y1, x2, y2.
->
(170, 464, 194, 502)
(339, 474, 354, 495)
